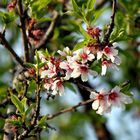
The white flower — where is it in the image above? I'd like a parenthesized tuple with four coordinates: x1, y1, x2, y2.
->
(59, 61, 73, 80)
(71, 63, 97, 82)
(57, 47, 71, 57)
(73, 47, 95, 63)
(51, 79, 65, 96)
(101, 60, 119, 76)
(43, 78, 53, 90)
(97, 50, 103, 60)
(90, 90, 110, 115)
(103, 46, 118, 63)
(108, 86, 133, 108)
(41, 62, 57, 78)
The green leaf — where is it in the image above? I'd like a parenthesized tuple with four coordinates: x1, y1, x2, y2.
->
(25, 104, 35, 116)
(29, 0, 52, 19)
(73, 40, 88, 51)
(21, 97, 27, 110)
(25, 63, 36, 68)
(8, 119, 22, 126)
(0, 11, 16, 24)
(87, 0, 96, 10)
(90, 60, 101, 73)
(37, 115, 47, 128)
(38, 62, 46, 69)
(79, 25, 91, 39)
(64, 82, 76, 93)
(71, 0, 83, 18)
(11, 95, 25, 113)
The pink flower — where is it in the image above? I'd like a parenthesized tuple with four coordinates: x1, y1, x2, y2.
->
(59, 61, 73, 80)
(51, 79, 64, 96)
(41, 62, 57, 78)
(72, 47, 95, 63)
(71, 63, 97, 82)
(78, 47, 95, 63)
(101, 60, 119, 76)
(43, 78, 54, 90)
(103, 46, 118, 63)
(90, 90, 110, 115)
(108, 86, 132, 108)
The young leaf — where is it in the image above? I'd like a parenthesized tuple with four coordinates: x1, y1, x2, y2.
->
(21, 97, 27, 110)
(11, 95, 25, 113)
(37, 115, 47, 127)
(73, 40, 88, 51)
(71, 0, 83, 18)
(25, 104, 35, 116)
(25, 63, 36, 68)
(87, 0, 96, 10)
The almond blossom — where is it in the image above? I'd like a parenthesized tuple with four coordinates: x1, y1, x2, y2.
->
(90, 90, 110, 115)
(51, 79, 65, 96)
(43, 78, 54, 90)
(73, 47, 95, 63)
(71, 63, 97, 82)
(103, 46, 118, 62)
(59, 61, 73, 80)
(57, 47, 72, 57)
(108, 86, 133, 108)
(101, 60, 119, 76)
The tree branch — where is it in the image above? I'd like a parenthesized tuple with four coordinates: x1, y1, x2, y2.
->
(103, 0, 117, 45)
(0, 32, 24, 67)
(17, 0, 29, 62)
(47, 98, 95, 120)
(17, 76, 41, 140)
(35, 11, 59, 50)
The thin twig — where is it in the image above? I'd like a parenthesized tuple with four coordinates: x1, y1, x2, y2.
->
(47, 98, 95, 120)
(17, 76, 41, 140)
(103, 0, 117, 45)
(35, 11, 59, 50)
(17, 0, 29, 62)
(0, 32, 24, 67)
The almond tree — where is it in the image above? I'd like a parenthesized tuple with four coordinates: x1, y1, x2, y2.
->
(0, 0, 139, 140)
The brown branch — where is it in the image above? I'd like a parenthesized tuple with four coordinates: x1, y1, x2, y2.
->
(35, 11, 59, 50)
(103, 0, 117, 45)
(0, 32, 24, 67)
(47, 98, 95, 120)
(17, 0, 29, 62)
(17, 78, 41, 140)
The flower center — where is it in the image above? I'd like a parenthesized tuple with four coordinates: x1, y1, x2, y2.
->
(102, 60, 110, 65)
(109, 92, 118, 100)
(57, 81, 62, 87)
(80, 52, 88, 59)
(104, 47, 111, 54)
(80, 66, 88, 73)
(97, 94, 104, 100)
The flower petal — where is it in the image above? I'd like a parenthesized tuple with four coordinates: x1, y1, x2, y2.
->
(92, 100, 99, 110)
(101, 65, 107, 76)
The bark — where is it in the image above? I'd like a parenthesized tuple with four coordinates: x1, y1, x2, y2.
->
(3, 105, 16, 140)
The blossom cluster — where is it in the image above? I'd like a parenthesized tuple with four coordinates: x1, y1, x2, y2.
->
(90, 86, 132, 115)
(36, 27, 121, 96)
(25, 26, 132, 114)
